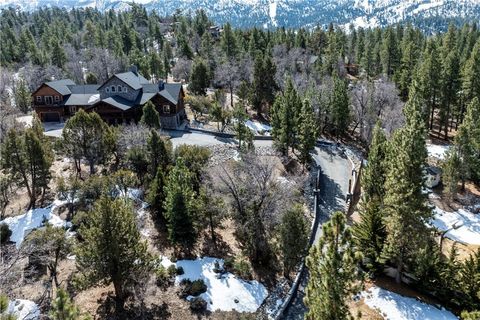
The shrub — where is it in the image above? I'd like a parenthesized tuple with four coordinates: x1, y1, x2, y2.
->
(233, 258, 253, 280)
(167, 264, 177, 277)
(189, 279, 207, 296)
(176, 266, 184, 275)
(179, 278, 207, 297)
(224, 257, 234, 270)
(156, 265, 170, 286)
(190, 297, 207, 312)
(0, 223, 12, 244)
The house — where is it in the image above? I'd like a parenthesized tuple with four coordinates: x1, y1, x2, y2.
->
(425, 166, 442, 188)
(32, 67, 186, 129)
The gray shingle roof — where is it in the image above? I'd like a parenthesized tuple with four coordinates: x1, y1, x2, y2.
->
(100, 96, 135, 111)
(161, 83, 182, 104)
(45, 79, 75, 95)
(112, 71, 150, 90)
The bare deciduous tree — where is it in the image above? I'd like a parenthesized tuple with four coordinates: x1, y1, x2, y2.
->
(171, 58, 192, 82)
(214, 154, 301, 266)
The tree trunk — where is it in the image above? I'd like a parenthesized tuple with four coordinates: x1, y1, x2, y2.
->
(89, 159, 95, 175)
(429, 103, 435, 130)
(395, 257, 403, 284)
(113, 279, 126, 315)
(209, 212, 216, 249)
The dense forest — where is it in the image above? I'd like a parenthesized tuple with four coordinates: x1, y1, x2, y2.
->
(0, 5, 480, 320)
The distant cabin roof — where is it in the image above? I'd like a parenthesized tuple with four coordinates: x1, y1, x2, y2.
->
(44, 79, 76, 95)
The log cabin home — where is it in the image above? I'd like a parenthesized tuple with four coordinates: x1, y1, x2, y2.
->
(32, 67, 186, 129)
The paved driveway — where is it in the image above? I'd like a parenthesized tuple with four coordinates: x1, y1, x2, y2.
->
(282, 145, 351, 319)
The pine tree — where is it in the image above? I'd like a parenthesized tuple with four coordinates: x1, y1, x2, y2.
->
(353, 122, 387, 274)
(353, 199, 386, 275)
(416, 41, 441, 129)
(147, 129, 171, 175)
(441, 149, 461, 202)
(221, 22, 238, 59)
(163, 159, 196, 250)
(330, 76, 350, 137)
(51, 38, 67, 68)
(396, 40, 417, 100)
(50, 288, 88, 320)
(140, 101, 161, 129)
(459, 250, 480, 309)
(381, 84, 431, 283)
(279, 204, 308, 278)
(381, 27, 400, 77)
(1, 127, 53, 208)
(305, 212, 360, 320)
(439, 50, 460, 139)
(147, 166, 167, 222)
(453, 97, 480, 186)
(296, 99, 317, 168)
(189, 59, 209, 95)
(461, 39, 480, 107)
(61, 110, 112, 175)
(233, 105, 253, 152)
(362, 122, 387, 201)
(271, 78, 300, 155)
(251, 53, 277, 114)
(76, 196, 152, 312)
(14, 79, 31, 114)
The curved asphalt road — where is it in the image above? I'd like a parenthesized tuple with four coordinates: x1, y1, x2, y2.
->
(282, 146, 351, 319)
(167, 131, 352, 319)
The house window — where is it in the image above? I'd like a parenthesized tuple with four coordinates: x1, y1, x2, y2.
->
(69, 106, 77, 114)
(36, 96, 42, 103)
(45, 96, 53, 105)
(111, 85, 116, 93)
(163, 105, 170, 113)
(106, 87, 110, 93)
(117, 85, 122, 92)
(54, 96, 60, 102)
(123, 87, 127, 93)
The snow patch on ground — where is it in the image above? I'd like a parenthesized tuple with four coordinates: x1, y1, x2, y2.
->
(362, 286, 458, 320)
(427, 143, 450, 160)
(431, 206, 480, 245)
(160, 256, 268, 312)
(0, 199, 70, 248)
(245, 120, 272, 135)
(7, 299, 40, 320)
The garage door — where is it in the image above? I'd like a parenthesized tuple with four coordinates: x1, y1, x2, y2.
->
(43, 112, 60, 122)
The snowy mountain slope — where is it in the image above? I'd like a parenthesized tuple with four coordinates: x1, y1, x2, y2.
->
(1, 0, 479, 30)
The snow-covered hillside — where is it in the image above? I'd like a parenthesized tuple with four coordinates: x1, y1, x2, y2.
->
(1, 0, 479, 31)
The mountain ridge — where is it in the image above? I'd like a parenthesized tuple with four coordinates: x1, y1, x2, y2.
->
(1, 0, 479, 31)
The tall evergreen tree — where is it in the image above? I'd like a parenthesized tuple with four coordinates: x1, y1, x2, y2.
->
(76, 196, 152, 312)
(329, 76, 350, 136)
(189, 59, 210, 95)
(1, 127, 52, 208)
(163, 159, 196, 249)
(220, 22, 238, 59)
(140, 101, 161, 129)
(305, 212, 360, 320)
(362, 122, 387, 201)
(271, 78, 301, 155)
(381, 84, 431, 283)
(439, 50, 460, 139)
(279, 204, 308, 278)
(61, 110, 113, 175)
(296, 99, 317, 167)
(416, 41, 441, 129)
